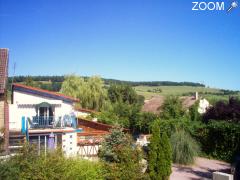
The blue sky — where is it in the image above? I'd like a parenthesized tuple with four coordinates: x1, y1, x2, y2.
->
(0, 0, 239, 90)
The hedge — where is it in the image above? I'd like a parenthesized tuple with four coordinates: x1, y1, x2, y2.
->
(192, 121, 240, 162)
(159, 119, 240, 162)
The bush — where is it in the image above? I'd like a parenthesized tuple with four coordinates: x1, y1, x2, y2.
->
(161, 96, 185, 120)
(158, 118, 192, 138)
(192, 121, 240, 162)
(203, 97, 240, 123)
(99, 127, 144, 180)
(0, 144, 104, 180)
(134, 112, 158, 134)
(170, 130, 200, 165)
(148, 122, 172, 180)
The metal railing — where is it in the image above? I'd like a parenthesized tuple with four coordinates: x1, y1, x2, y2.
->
(30, 116, 62, 128)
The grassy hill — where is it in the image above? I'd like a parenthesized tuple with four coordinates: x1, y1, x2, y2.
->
(8, 76, 239, 102)
(134, 86, 218, 99)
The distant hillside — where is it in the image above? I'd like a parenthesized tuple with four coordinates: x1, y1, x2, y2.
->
(7, 76, 239, 102)
(8, 75, 205, 89)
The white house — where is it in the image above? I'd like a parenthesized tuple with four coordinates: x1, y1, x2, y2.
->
(9, 83, 79, 131)
(198, 98, 210, 114)
(9, 83, 81, 156)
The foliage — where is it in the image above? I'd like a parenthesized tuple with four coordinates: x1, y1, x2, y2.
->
(157, 117, 240, 163)
(98, 127, 127, 162)
(147, 88, 162, 93)
(0, 129, 4, 153)
(96, 109, 119, 125)
(160, 96, 185, 119)
(192, 121, 240, 162)
(60, 75, 108, 110)
(108, 84, 144, 105)
(60, 75, 84, 98)
(170, 130, 200, 165)
(99, 127, 144, 180)
(97, 102, 141, 128)
(148, 121, 172, 180)
(188, 100, 202, 121)
(97, 84, 144, 131)
(9, 76, 205, 87)
(0, 144, 103, 180)
(158, 118, 191, 138)
(134, 112, 158, 134)
(24, 76, 36, 87)
(203, 97, 240, 123)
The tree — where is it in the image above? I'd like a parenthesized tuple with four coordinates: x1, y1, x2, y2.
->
(149, 122, 172, 180)
(24, 76, 39, 87)
(99, 127, 144, 180)
(97, 84, 144, 130)
(60, 75, 108, 111)
(161, 96, 185, 120)
(134, 112, 158, 134)
(87, 76, 108, 110)
(108, 84, 144, 105)
(60, 74, 84, 98)
(203, 97, 240, 123)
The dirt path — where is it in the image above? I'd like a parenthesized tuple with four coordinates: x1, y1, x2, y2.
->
(170, 157, 231, 180)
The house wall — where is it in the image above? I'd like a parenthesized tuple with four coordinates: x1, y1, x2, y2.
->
(9, 91, 74, 131)
(62, 132, 78, 156)
(75, 111, 90, 118)
(0, 100, 4, 130)
(76, 144, 100, 157)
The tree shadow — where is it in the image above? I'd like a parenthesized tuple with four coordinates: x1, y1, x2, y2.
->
(173, 165, 231, 179)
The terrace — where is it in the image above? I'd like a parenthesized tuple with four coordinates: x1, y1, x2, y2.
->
(28, 115, 76, 129)
(29, 116, 62, 128)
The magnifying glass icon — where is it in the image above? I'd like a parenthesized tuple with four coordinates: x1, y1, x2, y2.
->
(227, 1, 238, 12)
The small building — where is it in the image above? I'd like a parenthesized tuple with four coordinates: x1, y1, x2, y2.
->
(0, 48, 9, 152)
(136, 134, 151, 147)
(198, 98, 210, 114)
(9, 83, 81, 156)
(9, 83, 79, 131)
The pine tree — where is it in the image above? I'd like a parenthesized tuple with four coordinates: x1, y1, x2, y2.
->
(149, 122, 172, 180)
(161, 132, 172, 179)
(149, 124, 160, 179)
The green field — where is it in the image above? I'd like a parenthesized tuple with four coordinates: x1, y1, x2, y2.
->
(134, 86, 223, 99)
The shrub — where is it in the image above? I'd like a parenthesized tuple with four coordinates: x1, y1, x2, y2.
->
(203, 97, 240, 123)
(170, 130, 200, 165)
(192, 121, 240, 162)
(99, 127, 144, 180)
(161, 96, 185, 120)
(188, 100, 202, 122)
(0, 144, 104, 180)
(134, 112, 158, 134)
(158, 118, 192, 138)
(148, 122, 172, 180)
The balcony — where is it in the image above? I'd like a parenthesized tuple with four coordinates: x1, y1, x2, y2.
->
(29, 116, 63, 129)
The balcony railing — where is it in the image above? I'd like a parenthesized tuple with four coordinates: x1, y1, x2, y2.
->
(29, 116, 63, 129)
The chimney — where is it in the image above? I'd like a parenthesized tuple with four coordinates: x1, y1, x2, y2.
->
(195, 92, 199, 100)
(0, 48, 9, 153)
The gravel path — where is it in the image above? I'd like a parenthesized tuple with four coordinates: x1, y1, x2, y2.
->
(170, 157, 231, 180)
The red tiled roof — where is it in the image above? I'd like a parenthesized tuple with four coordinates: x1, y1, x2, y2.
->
(0, 49, 9, 94)
(77, 118, 129, 133)
(12, 83, 79, 102)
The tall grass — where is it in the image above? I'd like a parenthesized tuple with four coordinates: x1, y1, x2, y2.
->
(170, 130, 200, 165)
